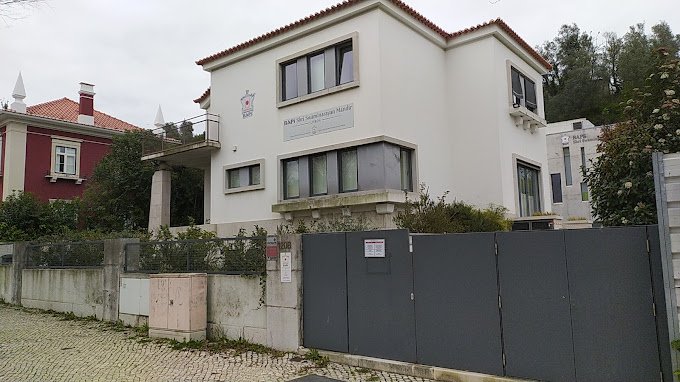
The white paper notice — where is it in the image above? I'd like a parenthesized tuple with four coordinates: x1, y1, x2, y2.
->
(364, 239, 386, 258)
(280, 252, 292, 283)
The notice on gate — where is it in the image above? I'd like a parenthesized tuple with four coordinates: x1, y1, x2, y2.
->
(364, 239, 386, 258)
(280, 252, 292, 283)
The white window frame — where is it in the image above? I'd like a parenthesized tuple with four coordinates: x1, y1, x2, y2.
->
(276, 32, 359, 108)
(50, 137, 82, 181)
(223, 159, 265, 195)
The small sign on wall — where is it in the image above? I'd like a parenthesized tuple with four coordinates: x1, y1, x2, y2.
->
(280, 252, 292, 283)
(266, 236, 279, 259)
(364, 239, 386, 258)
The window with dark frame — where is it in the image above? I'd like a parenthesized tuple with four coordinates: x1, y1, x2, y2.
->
(573, 121, 583, 130)
(280, 39, 353, 102)
(517, 162, 541, 217)
(310, 154, 328, 196)
(580, 182, 589, 201)
(563, 147, 573, 186)
(550, 173, 563, 203)
(510, 67, 537, 113)
(400, 148, 413, 192)
(249, 165, 261, 186)
(227, 169, 240, 189)
(283, 159, 300, 199)
(338, 149, 358, 193)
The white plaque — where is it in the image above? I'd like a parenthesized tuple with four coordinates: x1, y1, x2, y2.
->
(280, 252, 292, 283)
(364, 239, 386, 258)
(283, 104, 354, 141)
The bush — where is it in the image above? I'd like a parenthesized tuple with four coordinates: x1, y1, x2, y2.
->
(394, 186, 512, 233)
(0, 191, 79, 241)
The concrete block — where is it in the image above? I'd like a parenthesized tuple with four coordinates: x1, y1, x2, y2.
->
(266, 270, 301, 308)
(119, 313, 148, 327)
(358, 356, 414, 376)
(149, 328, 205, 342)
(667, 183, 680, 203)
(266, 306, 300, 351)
(243, 326, 268, 346)
(672, 233, 680, 253)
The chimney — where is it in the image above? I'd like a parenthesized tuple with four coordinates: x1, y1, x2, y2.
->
(10, 72, 27, 113)
(77, 82, 95, 125)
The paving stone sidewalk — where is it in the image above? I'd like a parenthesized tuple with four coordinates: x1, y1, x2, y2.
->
(0, 305, 433, 382)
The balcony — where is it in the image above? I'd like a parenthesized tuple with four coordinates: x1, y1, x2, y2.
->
(509, 104, 547, 132)
(141, 113, 220, 168)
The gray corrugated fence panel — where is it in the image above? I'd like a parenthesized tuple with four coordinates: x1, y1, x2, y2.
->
(496, 230, 576, 382)
(345, 230, 416, 363)
(647, 225, 673, 381)
(412, 233, 503, 375)
(566, 227, 661, 382)
(302, 232, 348, 353)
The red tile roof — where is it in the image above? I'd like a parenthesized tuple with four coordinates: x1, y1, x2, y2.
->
(194, 88, 211, 104)
(26, 98, 139, 132)
(196, 0, 551, 70)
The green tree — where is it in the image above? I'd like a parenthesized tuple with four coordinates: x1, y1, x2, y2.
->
(80, 130, 204, 231)
(584, 49, 680, 226)
(0, 191, 78, 241)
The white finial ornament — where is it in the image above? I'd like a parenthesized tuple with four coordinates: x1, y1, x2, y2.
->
(154, 105, 165, 128)
(11, 72, 26, 113)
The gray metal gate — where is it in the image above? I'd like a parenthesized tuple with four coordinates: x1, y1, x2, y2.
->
(302, 226, 671, 381)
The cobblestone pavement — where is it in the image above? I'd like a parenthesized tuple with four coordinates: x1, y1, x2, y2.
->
(0, 305, 433, 382)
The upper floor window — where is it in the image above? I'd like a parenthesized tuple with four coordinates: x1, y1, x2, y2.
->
(50, 138, 81, 180)
(278, 35, 357, 106)
(310, 154, 328, 196)
(223, 160, 264, 194)
(511, 67, 537, 113)
(573, 121, 583, 130)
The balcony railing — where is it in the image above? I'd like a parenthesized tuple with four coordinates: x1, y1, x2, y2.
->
(141, 113, 219, 157)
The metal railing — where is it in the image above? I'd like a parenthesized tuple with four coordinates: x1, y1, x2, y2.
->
(25, 241, 105, 268)
(141, 113, 220, 157)
(125, 237, 266, 275)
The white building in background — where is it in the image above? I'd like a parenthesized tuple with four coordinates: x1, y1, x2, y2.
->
(545, 118, 603, 224)
(144, 0, 553, 233)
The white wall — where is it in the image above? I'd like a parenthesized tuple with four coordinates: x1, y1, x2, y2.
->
(21, 269, 104, 318)
(207, 275, 267, 345)
(0, 265, 11, 303)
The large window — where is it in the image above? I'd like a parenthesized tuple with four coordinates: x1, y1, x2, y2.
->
(517, 162, 541, 217)
(310, 154, 327, 196)
(580, 147, 587, 170)
(400, 148, 413, 192)
(284, 159, 300, 199)
(279, 37, 355, 105)
(511, 67, 537, 113)
(223, 160, 264, 194)
(50, 138, 81, 180)
(339, 149, 358, 192)
(563, 147, 573, 186)
(550, 173, 563, 203)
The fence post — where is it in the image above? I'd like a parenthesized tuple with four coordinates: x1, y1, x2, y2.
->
(11, 242, 27, 305)
(102, 238, 139, 323)
(266, 234, 303, 352)
(653, 152, 680, 375)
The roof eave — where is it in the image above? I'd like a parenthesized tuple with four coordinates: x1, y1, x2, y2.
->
(0, 110, 129, 138)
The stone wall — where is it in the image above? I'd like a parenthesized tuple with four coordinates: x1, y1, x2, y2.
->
(21, 268, 104, 318)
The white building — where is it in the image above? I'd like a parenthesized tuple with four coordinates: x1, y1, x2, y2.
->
(545, 118, 602, 223)
(144, 0, 552, 233)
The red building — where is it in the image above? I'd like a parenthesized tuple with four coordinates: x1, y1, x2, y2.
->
(0, 74, 138, 201)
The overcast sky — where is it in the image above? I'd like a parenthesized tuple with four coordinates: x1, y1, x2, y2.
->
(1, 0, 678, 129)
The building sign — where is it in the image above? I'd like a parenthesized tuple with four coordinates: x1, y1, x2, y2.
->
(280, 252, 292, 283)
(571, 132, 599, 144)
(241, 90, 255, 118)
(283, 103, 354, 141)
(266, 236, 278, 259)
(364, 239, 386, 258)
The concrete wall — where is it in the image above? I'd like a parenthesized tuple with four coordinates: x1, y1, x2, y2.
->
(21, 268, 105, 318)
(0, 265, 11, 303)
(207, 275, 267, 345)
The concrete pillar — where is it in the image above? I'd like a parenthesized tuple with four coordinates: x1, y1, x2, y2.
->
(266, 234, 303, 352)
(149, 163, 171, 232)
(102, 238, 139, 322)
(2, 123, 27, 200)
(204, 168, 211, 224)
(11, 242, 26, 305)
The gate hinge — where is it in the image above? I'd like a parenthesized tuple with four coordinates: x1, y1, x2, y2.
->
(409, 236, 413, 253)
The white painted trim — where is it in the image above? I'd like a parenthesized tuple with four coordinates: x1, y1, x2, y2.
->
(223, 159, 265, 195)
(50, 137, 82, 180)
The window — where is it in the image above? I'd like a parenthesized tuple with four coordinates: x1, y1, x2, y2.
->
(563, 147, 573, 186)
(517, 162, 541, 217)
(339, 149, 358, 192)
(282, 61, 298, 101)
(511, 67, 537, 113)
(284, 159, 300, 199)
(581, 182, 589, 201)
(400, 148, 413, 192)
(279, 37, 355, 105)
(573, 121, 583, 130)
(50, 138, 81, 179)
(550, 173, 563, 203)
(580, 147, 587, 171)
(223, 160, 264, 194)
(310, 154, 327, 196)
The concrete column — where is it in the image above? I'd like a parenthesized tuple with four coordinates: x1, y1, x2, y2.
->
(149, 163, 172, 232)
(266, 234, 303, 352)
(203, 168, 211, 224)
(102, 238, 139, 322)
(11, 242, 26, 305)
(2, 122, 27, 200)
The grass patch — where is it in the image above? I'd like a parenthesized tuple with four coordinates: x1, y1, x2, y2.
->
(304, 349, 329, 368)
(166, 336, 285, 357)
(356, 367, 372, 374)
(365, 375, 380, 381)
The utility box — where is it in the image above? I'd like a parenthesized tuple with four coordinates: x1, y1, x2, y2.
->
(148, 273, 207, 342)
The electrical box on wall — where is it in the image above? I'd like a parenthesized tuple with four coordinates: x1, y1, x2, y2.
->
(148, 273, 207, 342)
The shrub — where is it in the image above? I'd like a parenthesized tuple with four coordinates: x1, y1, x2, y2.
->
(0, 191, 79, 241)
(394, 186, 512, 233)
